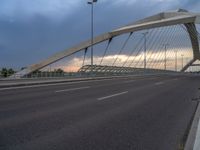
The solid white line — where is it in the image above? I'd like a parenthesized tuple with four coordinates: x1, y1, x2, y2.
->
(55, 86, 90, 93)
(97, 91, 128, 101)
(155, 82, 164, 85)
(0, 76, 165, 91)
(0, 78, 119, 91)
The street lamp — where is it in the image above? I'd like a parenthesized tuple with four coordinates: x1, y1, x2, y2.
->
(163, 43, 169, 70)
(87, 0, 97, 75)
(142, 32, 148, 69)
(181, 54, 184, 70)
(174, 50, 178, 71)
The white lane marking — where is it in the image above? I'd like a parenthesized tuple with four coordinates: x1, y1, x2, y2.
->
(155, 82, 164, 85)
(55, 86, 90, 93)
(97, 91, 128, 101)
(123, 77, 158, 83)
(123, 77, 163, 83)
(123, 80, 137, 83)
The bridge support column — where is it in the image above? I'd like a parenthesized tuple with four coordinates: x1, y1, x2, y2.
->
(180, 23, 200, 72)
(181, 59, 196, 72)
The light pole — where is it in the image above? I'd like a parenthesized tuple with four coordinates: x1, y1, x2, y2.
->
(142, 32, 148, 69)
(87, 0, 97, 75)
(174, 50, 178, 71)
(163, 43, 169, 70)
(181, 54, 184, 70)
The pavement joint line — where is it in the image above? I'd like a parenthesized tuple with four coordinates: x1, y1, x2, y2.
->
(97, 91, 128, 101)
(55, 86, 91, 93)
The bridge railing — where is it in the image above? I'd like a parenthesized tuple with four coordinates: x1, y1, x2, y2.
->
(4, 66, 186, 80)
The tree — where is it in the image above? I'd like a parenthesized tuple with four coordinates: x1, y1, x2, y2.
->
(1, 68, 8, 77)
(21, 67, 27, 70)
(55, 68, 64, 73)
(8, 68, 15, 75)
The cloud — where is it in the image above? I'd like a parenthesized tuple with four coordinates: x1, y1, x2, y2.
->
(47, 48, 193, 72)
(0, 0, 199, 70)
(0, 0, 82, 21)
(100, 0, 180, 6)
(0, 0, 198, 22)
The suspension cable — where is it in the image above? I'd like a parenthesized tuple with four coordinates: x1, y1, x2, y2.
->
(99, 38, 113, 65)
(149, 25, 176, 68)
(111, 32, 133, 66)
(82, 48, 88, 67)
(151, 25, 178, 69)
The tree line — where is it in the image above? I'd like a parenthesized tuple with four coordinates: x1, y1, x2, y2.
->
(0, 68, 67, 78)
(0, 68, 15, 77)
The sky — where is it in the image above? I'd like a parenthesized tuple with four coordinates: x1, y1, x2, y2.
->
(0, 0, 200, 70)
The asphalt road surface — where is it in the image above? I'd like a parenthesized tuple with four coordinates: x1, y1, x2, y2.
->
(0, 75, 199, 150)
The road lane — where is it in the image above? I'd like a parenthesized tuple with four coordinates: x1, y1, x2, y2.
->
(0, 76, 188, 128)
(0, 75, 179, 118)
(0, 75, 199, 150)
(0, 76, 166, 120)
(0, 75, 180, 101)
(0, 75, 188, 124)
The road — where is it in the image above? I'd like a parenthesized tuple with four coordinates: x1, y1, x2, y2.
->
(0, 75, 199, 150)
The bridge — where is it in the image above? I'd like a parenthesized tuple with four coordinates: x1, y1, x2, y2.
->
(13, 9, 200, 78)
(1, 9, 200, 150)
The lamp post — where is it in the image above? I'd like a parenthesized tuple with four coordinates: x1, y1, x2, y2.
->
(163, 43, 169, 70)
(142, 32, 148, 69)
(174, 50, 178, 71)
(181, 54, 184, 70)
(87, 0, 97, 75)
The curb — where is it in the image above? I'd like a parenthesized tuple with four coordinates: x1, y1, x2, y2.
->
(0, 74, 154, 89)
(184, 102, 200, 150)
(0, 73, 168, 89)
(0, 77, 112, 89)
